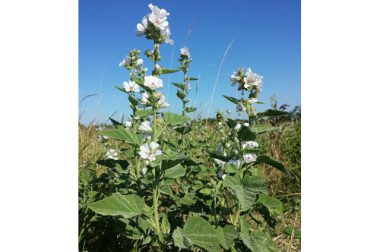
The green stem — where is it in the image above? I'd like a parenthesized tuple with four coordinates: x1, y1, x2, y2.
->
(135, 157, 140, 179)
(153, 186, 160, 234)
(233, 204, 240, 227)
(153, 107, 157, 142)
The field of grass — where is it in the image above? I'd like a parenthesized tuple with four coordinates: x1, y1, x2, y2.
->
(79, 118, 301, 251)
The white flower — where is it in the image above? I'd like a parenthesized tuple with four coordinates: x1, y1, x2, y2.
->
(243, 122, 249, 127)
(161, 27, 174, 45)
(230, 71, 241, 85)
(214, 158, 226, 166)
(123, 81, 140, 92)
(141, 167, 148, 175)
(243, 154, 257, 164)
(155, 63, 161, 70)
(241, 141, 259, 150)
(139, 121, 152, 132)
(136, 58, 144, 69)
(184, 83, 191, 90)
(244, 68, 263, 91)
(144, 76, 163, 90)
(234, 123, 241, 131)
(140, 92, 150, 106)
(148, 3, 170, 30)
(138, 142, 162, 162)
(157, 93, 170, 108)
(124, 120, 132, 128)
(136, 15, 149, 36)
(106, 149, 118, 160)
(180, 47, 191, 58)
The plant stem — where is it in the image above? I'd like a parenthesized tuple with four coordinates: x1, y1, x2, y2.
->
(152, 186, 161, 234)
(135, 158, 140, 179)
(233, 204, 240, 226)
(153, 107, 157, 142)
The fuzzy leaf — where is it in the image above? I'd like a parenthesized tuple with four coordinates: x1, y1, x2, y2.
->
(182, 216, 220, 252)
(224, 175, 267, 211)
(88, 193, 145, 219)
(163, 163, 186, 178)
(255, 155, 289, 174)
(99, 128, 142, 146)
(163, 112, 191, 126)
(257, 109, 289, 117)
(257, 194, 284, 215)
(216, 225, 238, 250)
(223, 95, 239, 104)
(173, 228, 188, 249)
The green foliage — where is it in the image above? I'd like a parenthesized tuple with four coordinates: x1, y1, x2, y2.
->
(88, 193, 146, 219)
(79, 4, 300, 251)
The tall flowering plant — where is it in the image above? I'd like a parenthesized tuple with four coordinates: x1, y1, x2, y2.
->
(82, 3, 289, 252)
(172, 47, 198, 115)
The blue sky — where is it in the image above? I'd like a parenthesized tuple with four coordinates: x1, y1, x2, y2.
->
(79, 0, 300, 125)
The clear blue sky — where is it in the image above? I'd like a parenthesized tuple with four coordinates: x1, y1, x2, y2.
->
(79, 0, 300, 125)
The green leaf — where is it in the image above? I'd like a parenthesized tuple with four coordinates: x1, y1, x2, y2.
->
(185, 106, 196, 113)
(224, 175, 267, 211)
(257, 194, 284, 215)
(115, 85, 127, 94)
(250, 231, 277, 252)
(177, 194, 198, 206)
(216, 225, 238, 250)
(161, 214, 171, 234)
(109, 118, 123, 127)
(238, 126, 257, 141)
(135, 109, 153, 118)
(176, 90, 186, 100)
(163, 163, 186, 178)
(252, 125, 279, 134)
(223, 95, 239, 104)
(173, 228, 188, 249)
(188, 77, 199, 81)
(257, 109, 289, 117)
(99, 128, 142, 146)
(175, 126, 191, 134)
(182, 216, 220, 252)
(160, 68, 180, 74)
(163, 112, 191, 126)
(88, 193, 145, 219)
(255, 155, 289, 174)
(283, 226, 301, 239)
(171, 82, 185, 90)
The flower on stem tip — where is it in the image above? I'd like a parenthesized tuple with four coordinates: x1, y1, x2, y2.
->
(144, 75, 163, 90)
(244, 68, 263, 91)
(106, 149, 118, 160)
(180, 47, 191, 58)
(123, 81, 140, 92)
(136, 4, 173, 45)
(138, 142, 162, 162)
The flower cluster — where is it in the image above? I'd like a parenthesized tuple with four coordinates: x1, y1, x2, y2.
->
(230, 67, 263, 92)
(119, 49, 146, 73)
(174, 47, 196, 115)
(136, 3, 173, 45)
